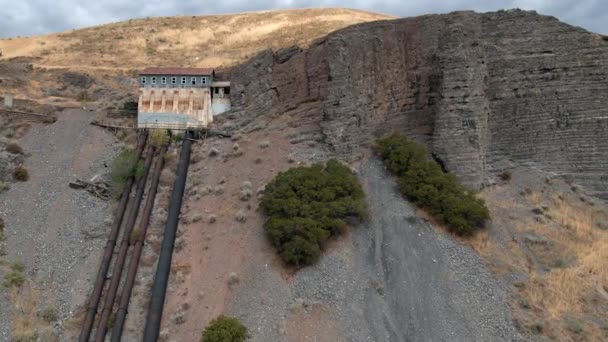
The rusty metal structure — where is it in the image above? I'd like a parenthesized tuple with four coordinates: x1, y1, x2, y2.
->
(110, 144, 167, 342)
(94, 145, 155, 341)
(78, 131, 148, 342)
(143, 132, 193, 341)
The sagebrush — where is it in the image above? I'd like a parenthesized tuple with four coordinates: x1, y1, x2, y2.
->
(201, 315, 249, 342)
(110, 148, 139, 197)
(261, 159, 367, 266)
(375, 133, 489, 236)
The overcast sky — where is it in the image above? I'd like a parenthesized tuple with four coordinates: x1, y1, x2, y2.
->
(0, 0, 606, 38)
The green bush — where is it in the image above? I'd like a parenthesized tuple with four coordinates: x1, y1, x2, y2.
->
(201, 315, 249, 342)
(110, 148, 139, 197)
(261, 159, 367, 266)
(375, 133, 489, 236)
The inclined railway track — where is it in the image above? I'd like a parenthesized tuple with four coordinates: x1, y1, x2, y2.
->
(79, 129, 193, 341)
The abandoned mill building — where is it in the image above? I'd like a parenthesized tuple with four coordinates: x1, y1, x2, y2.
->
(137, 67, 231, 129)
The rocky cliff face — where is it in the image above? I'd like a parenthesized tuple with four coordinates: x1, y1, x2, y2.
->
(228, 9, 608, 198)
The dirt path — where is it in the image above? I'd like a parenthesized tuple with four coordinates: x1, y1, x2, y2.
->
(0, 109, 117, 341)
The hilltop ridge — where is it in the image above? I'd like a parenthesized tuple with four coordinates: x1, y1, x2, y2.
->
(0, 8, 393, 70)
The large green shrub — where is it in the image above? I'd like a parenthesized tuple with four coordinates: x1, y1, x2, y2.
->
(261, 159, 367, 266)
(201, 315, 249, 342)
(375, 133, 489, 236)
(110, 148, 140, 197)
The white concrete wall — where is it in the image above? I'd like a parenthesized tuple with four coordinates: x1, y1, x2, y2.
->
(212, 98, 231, 116)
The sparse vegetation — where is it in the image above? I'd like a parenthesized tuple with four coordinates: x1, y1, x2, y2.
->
(3, 261, 25, 287)
(40, 305, 58, 323)
(499, 170, 512, 181)
(110, 148, 139, 197)
(261, 159, 367, 266)
(235, 209, 246, 223)
(239, 181, 253, 201)
(6, 141, 23, 154)
(209, 148, 220, 157)
(11, 330, 38, 342)
(201, 315, 249, 342)
(37, 327, 58, 342)
(13, 165, 29, 182)
(150, 129, 170, 147)
(375, 133, 489, 236)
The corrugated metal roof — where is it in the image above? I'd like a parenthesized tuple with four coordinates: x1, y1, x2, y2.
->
(140, 67, 215, 76)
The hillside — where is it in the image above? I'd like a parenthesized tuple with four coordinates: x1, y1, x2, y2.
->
(1, 7, 607, 342)
(0, 8, 393, 70)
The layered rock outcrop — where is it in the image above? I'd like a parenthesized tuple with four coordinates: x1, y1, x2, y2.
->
(228, 9, 608, 198)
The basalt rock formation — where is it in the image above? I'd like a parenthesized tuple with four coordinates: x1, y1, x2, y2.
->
(228, 9, 608, 198)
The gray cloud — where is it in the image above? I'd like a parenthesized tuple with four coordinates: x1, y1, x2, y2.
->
(0, 0, 606, 38)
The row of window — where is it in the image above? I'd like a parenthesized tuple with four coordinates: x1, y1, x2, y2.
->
(141, 76, 208, 86)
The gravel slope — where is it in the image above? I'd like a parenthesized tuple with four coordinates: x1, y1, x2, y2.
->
(0, 109, 117, 341)
(355, 159, 523, 342)
(229, 157, 522, 342)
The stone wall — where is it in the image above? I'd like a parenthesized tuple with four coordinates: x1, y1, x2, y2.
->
(228, 9, 608, 198)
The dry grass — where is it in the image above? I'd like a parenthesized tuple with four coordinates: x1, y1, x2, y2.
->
(477, 182, 608, 341)
(0, 8, 392, 70)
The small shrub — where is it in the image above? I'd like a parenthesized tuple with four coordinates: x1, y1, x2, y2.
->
(261, 159, 367, 266)
(235, 209, 246, 223)
(40, 305, 58, 322)
(258, 140, 270, 149)
(150, 129, 170, 148)
(209, 148, 220, 157)
(106, 312, 116, 329)
(6, 141, 23, 154)
(596, 220, 608, 230)
(134, 160, 145, 180)
(499, 170, 512, 181)
(37, 327, 58, 342)
(77, 90, 89, 102)
(531, 208, 544, 215)
(11, 330, 38, 342)
(4, 261, 25, 287)
(171, 134, 183, 143)
(110, 148, 139, 197)
(0, 181, 9, 192)
(208, 214, 217, 224)
(239, 181, 253, 201)
(201, 315, 249, 342)
(375, 133, 489, 236)
(13, 166, 29, 181)
(227, 272, 239, 285)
